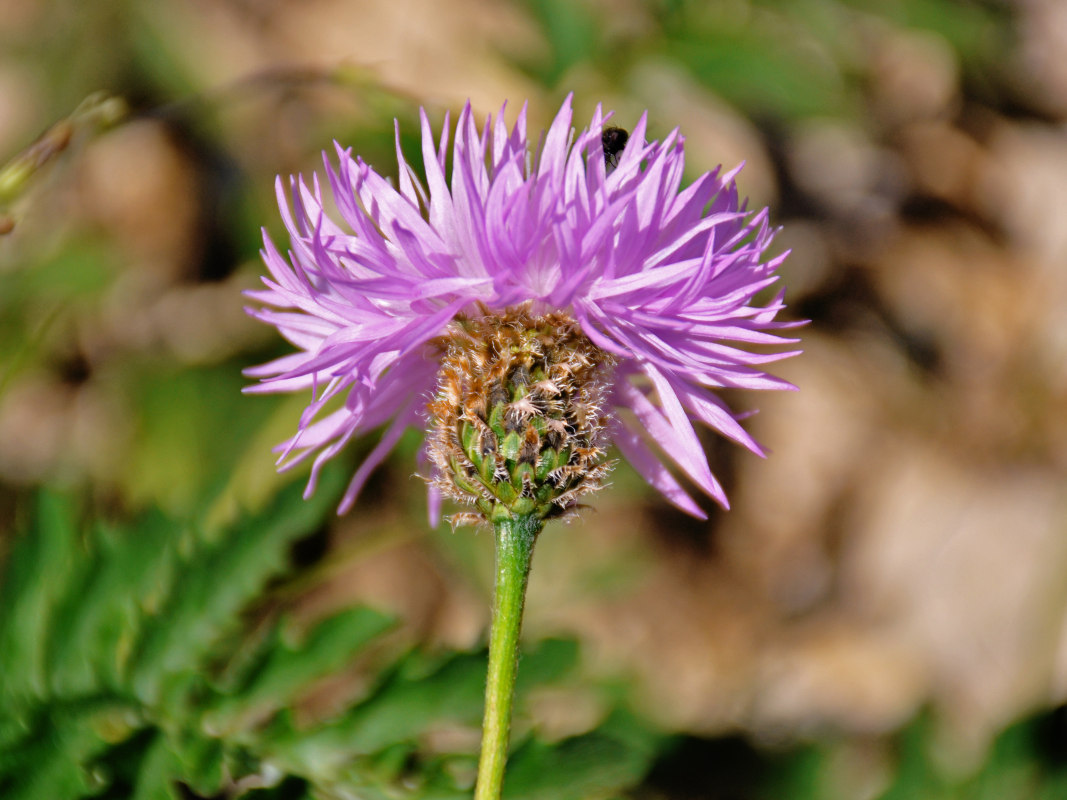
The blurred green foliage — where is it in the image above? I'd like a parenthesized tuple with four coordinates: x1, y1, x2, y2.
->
(0, 485, 664, 799)
(517, 0, 1009, 120)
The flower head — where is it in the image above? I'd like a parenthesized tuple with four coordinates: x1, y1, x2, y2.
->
(426, 304, 616, 526)
(245, 95, 800, 522)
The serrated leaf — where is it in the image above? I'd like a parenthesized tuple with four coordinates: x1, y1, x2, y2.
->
(211, 606, 395, 724)
(0, 482, 666, 800)
(0, 709, 116, 800)
(171, 730, 226, 796)
(273, 650, 488, 774)
(129, 735, 183, 800)
(0, 492, 82, 706)
(504, 735, 641, 800)
(125, 475, 341, 704)
(44, 514, 179, 699)
(514, 638, 579, 694)
(266, 636, 582, 783)
(503, 712, 660, 800)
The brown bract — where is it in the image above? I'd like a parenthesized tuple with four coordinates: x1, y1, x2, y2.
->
(426, 304, 616, 528)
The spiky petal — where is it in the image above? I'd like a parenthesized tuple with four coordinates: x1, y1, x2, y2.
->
(245, 95, 801, 520)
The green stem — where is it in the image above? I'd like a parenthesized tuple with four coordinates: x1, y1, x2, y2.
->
(474, 512, 542, 800)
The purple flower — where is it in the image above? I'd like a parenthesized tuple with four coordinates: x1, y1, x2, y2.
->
(245, 95, 800, 520)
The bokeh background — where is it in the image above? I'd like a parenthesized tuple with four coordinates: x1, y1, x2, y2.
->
(3, 0, 1067, 798)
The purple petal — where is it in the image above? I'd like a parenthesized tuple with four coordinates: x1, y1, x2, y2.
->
(245, 97, 802, 518)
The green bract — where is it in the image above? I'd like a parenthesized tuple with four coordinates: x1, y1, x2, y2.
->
(427, 305, 615, 527)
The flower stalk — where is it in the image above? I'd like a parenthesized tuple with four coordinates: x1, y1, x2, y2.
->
(425, 308, 612, 796)
(474, 512, 541, 800)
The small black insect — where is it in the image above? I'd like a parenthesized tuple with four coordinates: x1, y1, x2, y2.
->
(602, 126, 629, 169)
